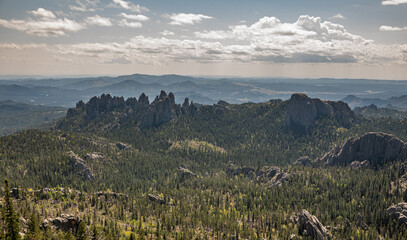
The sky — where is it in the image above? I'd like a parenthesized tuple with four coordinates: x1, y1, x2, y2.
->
(0, 0, 406, 80)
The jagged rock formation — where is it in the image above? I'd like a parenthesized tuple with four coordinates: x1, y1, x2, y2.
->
(349, 160, 370, 170)
(282, 93, 360, 131)
(294, 156, 312, 166)
(291, 210, 329, 240)
(59, 91, 197, 130)
(41, 214, 81, 232)
(67, 151, 94, 180)
(178, 166, 198, 179)
(322, 132, 407, 168)
(387, 203, 407, 225)
(225, 164, 290, 188)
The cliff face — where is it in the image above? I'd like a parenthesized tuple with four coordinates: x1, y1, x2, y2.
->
(282, 93, 360, 131)
(322, 132, 407, 168)
(60, 90, 197, 130)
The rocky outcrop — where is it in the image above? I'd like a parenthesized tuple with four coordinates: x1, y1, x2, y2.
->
(349, 160, 370, 170)
(67, 151, 94, 180)
(226, 164, 290, 188)
(225, 164, 255, 177)
(147, 194, 166, 204)
(387, 202, 407, 225)
(178, 166, 198, 179)
(291, 210, 329, 240)
(322, 132, 407, 168)
(96, 191, 128, 200)
(294, 156, 312, 166)
(84, 152, 105, 160)
(116, 142, 130, 150)
(282, 93, 360, 132)
(258, 166, 291, 188)
(41, 214, 81, 232)
(140, 91, 179, 129)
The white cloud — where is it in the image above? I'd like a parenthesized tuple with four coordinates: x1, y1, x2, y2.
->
(69, 0, 99, 12)
(160, 30, 174, 36)
(3, 15, 406, 66)
(382, 0, 407, 5)
(118, 19, 142, 28)
(380, 25, 407, 31)
(0, 12, 84, 37)
(330, 13, 345, 20)
(110, 0, 149, 12)
(168, 13, 213, 25)
(119, 13, 149, 21)
(28, 8, 56, 19)
(85, 15, 112, 26)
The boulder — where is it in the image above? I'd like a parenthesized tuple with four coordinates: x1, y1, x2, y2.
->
(291, 210, 329, 240)
(282, 93, 360, 132)
(349, 160, 370, 170)
(67, 151, 94, 180)
(41, 214, 81, 232)
(84, 152, 105, 160)
(294, 156, 312, 166)
(116, 142, 130, 150)
(322, 132, 407, 168)
(147, 194, 166, 204)
(387, 202, 407, 225)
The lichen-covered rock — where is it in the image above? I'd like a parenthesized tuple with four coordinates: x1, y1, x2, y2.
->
(67, 151, 94, 180)
(294, 156, 312, 166)
(322, 132, 407, 168)
(41, 214, 81, 232)
(291, 210, 329, 240)
(387, 202, 407, 225)
(282, 93, 360, 131)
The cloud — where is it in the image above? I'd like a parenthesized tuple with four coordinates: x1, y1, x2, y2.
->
(85, 15, 112, 26)
(0, 10, 84, 37)
(380, 25, 407, 31)
(4, 15, 406, 66)
(119, 13, 149, 21)
(110, 0, 149, 12)
(168, 13, 213, 25)
(118, 19, 142, 28)
(69, 0, 99, 12)
(29, 8, 56, 19)
(330, 13, 345, 20)
(160, 30, 174, 36)
(382, 0, 407, 5)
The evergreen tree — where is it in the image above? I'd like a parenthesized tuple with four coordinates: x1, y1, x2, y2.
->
(3, 179, 21, 240)
(77, 221, 87, 240)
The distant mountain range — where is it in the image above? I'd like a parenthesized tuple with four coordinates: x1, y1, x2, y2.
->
(1, 74, 406, 108)
(0, 100, 66, 136)
(342, 95, 407, 110)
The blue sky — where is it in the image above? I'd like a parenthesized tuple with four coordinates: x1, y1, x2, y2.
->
(0, 0, 406, 79)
